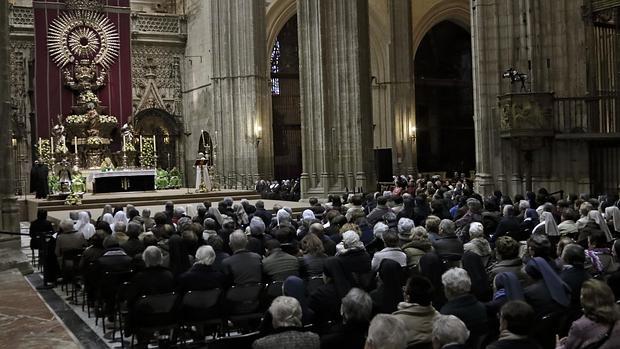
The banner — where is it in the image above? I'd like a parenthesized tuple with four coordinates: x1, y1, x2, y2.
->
(34, 0, 131, 137)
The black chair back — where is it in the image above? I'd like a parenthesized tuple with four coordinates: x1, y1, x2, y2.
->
(182, 288, 221, 310)
(307, 275, 324, 295)
(532, 312, 565, 349)
(208, 331, 260, 349)
(265, 281, 284, 299)
(225, 283, 263, 314)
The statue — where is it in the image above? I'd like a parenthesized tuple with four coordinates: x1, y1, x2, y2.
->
(100, 157, 115, 172)
(121, 118, 136, 152)
(194, 152, 212, 193)
(70, 166, 86, 194)
(52, 121, 69, 155)
(86, 108, 101, 137)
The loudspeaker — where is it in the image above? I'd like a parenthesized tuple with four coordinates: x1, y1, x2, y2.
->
(374, 148, 393, 182)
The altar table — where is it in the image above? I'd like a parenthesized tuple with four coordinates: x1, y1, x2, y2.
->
(88, 169, 156, 194)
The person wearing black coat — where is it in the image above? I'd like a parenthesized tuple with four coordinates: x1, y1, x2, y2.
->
(486, 300, 542, 349)
(492, 206, 522, 243)
(29, 209, 54, 251)
(320, 288, 371, 349)
(439, 267, 488, 346)
(125, 246, 175, 344)
(176, 246, 225, 294)
(558, 244, 591, 336)
(370, 259, 403, 314)
(309, 257, 352, 325)
(253, 201, 273, 229)
(30, 160, 49, 198)
(523, 257, 571, 318)
(432, 220, 464, 260)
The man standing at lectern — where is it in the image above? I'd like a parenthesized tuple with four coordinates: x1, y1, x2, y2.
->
(195, 152, 212, 192)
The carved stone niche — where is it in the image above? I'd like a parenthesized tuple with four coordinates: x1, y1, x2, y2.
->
(498, 92, 555, 143)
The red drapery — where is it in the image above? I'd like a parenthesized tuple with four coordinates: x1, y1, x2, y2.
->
(34, 0, 132, 137)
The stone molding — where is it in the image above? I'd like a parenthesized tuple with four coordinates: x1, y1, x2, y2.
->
(131, 45, 184, 117)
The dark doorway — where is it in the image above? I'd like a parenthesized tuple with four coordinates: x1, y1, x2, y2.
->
(414, 21, 475, 175)
(270, 15, 302, 180)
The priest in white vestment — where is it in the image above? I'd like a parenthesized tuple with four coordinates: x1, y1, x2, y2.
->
(195, 152, 212, 192)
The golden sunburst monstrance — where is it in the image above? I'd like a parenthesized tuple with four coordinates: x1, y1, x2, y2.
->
(47, 10, 120, 69)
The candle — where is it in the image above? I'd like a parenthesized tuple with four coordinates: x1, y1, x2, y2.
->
(152, 135, 156, 153)
(74, 136, 78, 153)
(38, 138, 42, 157)
(123, 134, 126, 150)
(50, 137, 54, 154)
(139, 135, 143, 152)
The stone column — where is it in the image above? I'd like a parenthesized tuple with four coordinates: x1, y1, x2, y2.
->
(0, 2, 29, 273)
(470, 0, 495, 195)
(298, 0, 374, 197)
(209, 0, 272, 188)
(388, 0, 416, 175)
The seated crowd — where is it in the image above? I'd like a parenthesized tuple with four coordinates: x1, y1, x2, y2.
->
(29, 178, 620, 349)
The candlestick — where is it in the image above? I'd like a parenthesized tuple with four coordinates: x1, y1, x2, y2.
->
(50, 137, 54, 154)
(74, 136, 78, 153)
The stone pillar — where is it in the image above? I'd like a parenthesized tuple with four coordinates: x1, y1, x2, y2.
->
(470, 0, 495, 195)
(298, 0, 374, 197)
(0, 1, 29, 274)
(209, 0, 272, 188)
(388, 0, 416, 175)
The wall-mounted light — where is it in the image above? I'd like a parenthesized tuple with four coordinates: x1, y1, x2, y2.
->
(255, 124, 262, 147)
(409, 126, 417, 141)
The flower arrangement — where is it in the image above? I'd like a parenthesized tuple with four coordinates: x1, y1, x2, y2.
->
(78, 90, 99, 105)
(122, 142, 136, 152)
(48, 173, 60, 194)
(66, 114, 88, 124)
(140, 138, 155, 167)
(86, 136, 104, 145)
(65, 192, 83, 205)
(36, 139, 52, 164)
(99, 115, 117, 124)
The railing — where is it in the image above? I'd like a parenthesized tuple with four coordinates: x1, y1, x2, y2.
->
(131, 13, 186, 35)
(9, 6, 34, 28)
(554, 94, 618, 134)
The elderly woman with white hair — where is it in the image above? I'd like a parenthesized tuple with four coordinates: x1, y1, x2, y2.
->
(365, 314, 407, 349)
(253, 296, 320, 349)
(431, 315, 470, 349)
(335, 230, 372, 278)
(463, 222, 491, 265)
(439, 268, 488, 344)
(126, 246, 175, 307)
(176, 245, 225, 294)
(321, 288, 373, 348)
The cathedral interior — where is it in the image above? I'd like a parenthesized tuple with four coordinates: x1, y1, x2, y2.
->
(1, 0, 620, 348)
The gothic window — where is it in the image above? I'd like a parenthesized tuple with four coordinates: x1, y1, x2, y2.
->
(271, 40, 281, 96)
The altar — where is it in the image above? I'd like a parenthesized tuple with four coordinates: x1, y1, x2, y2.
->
(88, 169, 156, 194)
